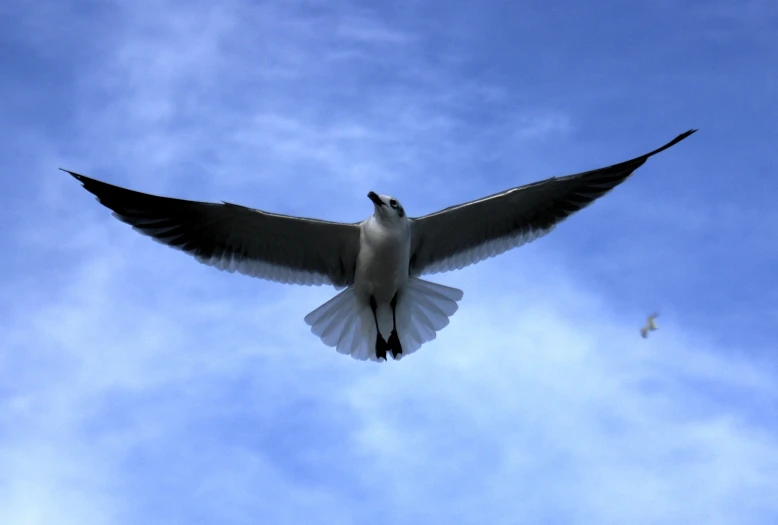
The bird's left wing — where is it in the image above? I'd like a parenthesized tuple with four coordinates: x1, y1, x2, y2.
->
(65, 170, 361, 287)
(409, 130, 696, 276)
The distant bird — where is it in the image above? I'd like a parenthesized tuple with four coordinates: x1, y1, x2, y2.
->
(641, 314, 659, 338)
(64, 129, 695, 362)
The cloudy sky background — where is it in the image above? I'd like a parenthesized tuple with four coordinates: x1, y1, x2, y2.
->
(2, 0, 777, 523)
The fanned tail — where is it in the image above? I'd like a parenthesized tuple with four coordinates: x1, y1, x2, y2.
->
(304, 287, 378, 362)
(303, 278, 463, 362)
(394, 278, 463, 358)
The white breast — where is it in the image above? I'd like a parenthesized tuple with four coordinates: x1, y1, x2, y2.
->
(353, 217, 411, 302)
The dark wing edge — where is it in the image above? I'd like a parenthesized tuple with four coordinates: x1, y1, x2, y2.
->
(409, 129, 697, 275)
(63, 169, 361, 287)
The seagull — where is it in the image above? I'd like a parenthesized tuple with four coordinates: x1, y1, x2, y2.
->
(64, 129, 695, 362)
(641, 313, 659, 339)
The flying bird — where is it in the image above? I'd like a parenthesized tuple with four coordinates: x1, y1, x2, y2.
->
(64, 129, 695, 362)
(641, 313, 659, 339)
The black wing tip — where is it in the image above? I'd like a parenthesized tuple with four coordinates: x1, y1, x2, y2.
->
(60, 167, 89, 184)
(676, 128, 698, 142)
(644, 128, 698, 158)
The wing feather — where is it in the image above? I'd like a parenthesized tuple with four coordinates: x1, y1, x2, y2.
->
(65, 170, 361, 287)
(409, 130, 696, 275)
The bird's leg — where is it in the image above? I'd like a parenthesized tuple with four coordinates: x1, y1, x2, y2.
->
(370, 295, 389, 361)
(387, 292, 403, 359)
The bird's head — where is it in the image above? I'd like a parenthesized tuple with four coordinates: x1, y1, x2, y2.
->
(367, 191, 407, 225)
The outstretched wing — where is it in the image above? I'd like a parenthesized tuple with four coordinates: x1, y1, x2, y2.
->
(409, 130, 696, 275)
(66, 170, 361, 287)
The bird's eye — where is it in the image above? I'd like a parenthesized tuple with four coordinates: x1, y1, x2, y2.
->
(389, 199, 398, 208)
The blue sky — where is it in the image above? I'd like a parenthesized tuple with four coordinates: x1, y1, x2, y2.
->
(2, 0, 777, 523)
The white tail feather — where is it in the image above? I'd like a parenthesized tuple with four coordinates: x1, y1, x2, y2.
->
(303, 278, 463, 362)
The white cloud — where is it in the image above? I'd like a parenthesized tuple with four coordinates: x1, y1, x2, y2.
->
(3, 0, 776, 523)
(342, 263, 778, 523)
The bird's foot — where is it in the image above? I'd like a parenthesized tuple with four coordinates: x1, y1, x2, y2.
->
(388, 330, 403, 359)
(375, 335, 390, 361)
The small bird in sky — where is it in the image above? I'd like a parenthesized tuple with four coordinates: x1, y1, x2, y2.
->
(641, 313, 659, 339)
(64, 130, 695, 362)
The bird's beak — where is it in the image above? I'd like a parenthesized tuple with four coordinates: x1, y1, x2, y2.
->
(367, 191, 385, 207)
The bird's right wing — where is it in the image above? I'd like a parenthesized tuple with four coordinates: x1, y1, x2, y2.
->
(66, 170, 361, 287)
(409, 130, 696, 275)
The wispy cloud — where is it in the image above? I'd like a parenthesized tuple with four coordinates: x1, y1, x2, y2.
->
(2, 0, 777, 523)
(344, 267, 778, 523)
